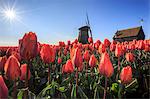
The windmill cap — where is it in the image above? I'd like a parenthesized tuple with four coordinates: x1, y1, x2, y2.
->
(79, 25, 90, 30)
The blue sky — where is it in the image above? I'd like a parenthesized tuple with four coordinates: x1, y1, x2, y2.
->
(0, 0, 149, 46)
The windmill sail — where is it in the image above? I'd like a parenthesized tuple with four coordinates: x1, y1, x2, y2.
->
(86, 13, 93, 39)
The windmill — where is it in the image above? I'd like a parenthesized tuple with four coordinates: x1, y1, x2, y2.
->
(78, 13, 93, 44)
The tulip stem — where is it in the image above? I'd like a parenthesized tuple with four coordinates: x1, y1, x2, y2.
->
(24, 61, 29, 99)
(76, 69, 78, 97)
(70, 74, 73, 97)
(13, 79, 17, 99)
(86, 62, 88, 78)
(116, 57, 120, 81)
(48, 63, 51, 96)
(48, 64, 51, 84)
(103, 77, 107, 99)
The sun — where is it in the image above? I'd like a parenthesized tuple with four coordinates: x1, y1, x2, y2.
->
(0, 1, 32, 28)
(0, 4, 19, 23)
(4, 9, 16, 20)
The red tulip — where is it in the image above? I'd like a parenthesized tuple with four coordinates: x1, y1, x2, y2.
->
(67, 40, 71, 45)
(20, 64, 31, 81)
(112, 40, 117, 44)
(104, 38, 111, 47)
(19, 32, 38, 61)
(12, 51, 21, 62)
(125, 52, 134, 62)
(4, 55, 21, 80)
(110, 43, 116, 51)
(0, 75, 8, 98)
(115, 44, 123, 57)
(94, 42, 100, 50)
(98, 43, 106, 54)
(37, 42, 41, 55)
(78, 43, 82, 49)
(120, 66, 132, 84)
(59, 41, 65, 47)
(144, 44, 150, 52)
(88, 37, 93, 44)
(40, 44, 55, 64)
(70, 47, 76, 61)
(73, 43, 78, 49)
(99, 52, 114, 78)
(89, 54, 97, 68)
(132, 39, 137, 45)
(82, 44, 89, 50)
(83, 50, 90, 62)
(72, 47, 83, 71)
(75, 39, 78, 43)
(6, 48, 13, 58)
(138, 40, 145, 50)
(57, 57, 62, 64)
(89, 43, 94, 51)
(121, 45, 126, 53)
(128, 44, 135, 50)
(0, 56, 7, 71)
(62, 59, 74, 73)
(95, 40, 101, 45)
(51, 46, 56, 63)
(63, 48, 67, 56)
(65, 45, 69, 51)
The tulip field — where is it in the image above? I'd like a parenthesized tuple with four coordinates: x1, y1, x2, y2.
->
(0, 32, 150, 99)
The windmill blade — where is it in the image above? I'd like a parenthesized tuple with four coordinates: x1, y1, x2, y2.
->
(86, 13, 90, 26)
(86, 13, 93, 39)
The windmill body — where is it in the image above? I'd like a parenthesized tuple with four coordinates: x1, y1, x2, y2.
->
(78, 26, 90, 44)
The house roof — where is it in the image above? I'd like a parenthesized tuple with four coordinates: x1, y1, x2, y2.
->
(114, 26, 142, 39)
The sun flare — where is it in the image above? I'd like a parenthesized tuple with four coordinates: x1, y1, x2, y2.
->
(4, 9, 16, 20)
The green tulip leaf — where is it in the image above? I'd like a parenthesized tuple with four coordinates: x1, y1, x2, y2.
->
(17, 89, 24, 99)
(71, 84, 76, 98)
(78, 86, 88, 99)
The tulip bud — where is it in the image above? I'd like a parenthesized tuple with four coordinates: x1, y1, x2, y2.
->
(99, 52, 114, 78)
(63, 48, 67, 55)
(74, 39, 78, 44)
(88, 43, 94, 51)
(72, 47, 83, 71)
(125, 52, 134, 62)
(67, 40, 71, 45)
(12, 51, 21, 62)
(88, 37, 93, 44)
(110, 43, 116, 51)
(0, 56, 7, 71)
(6, 48, 12, 58)
(104, 38, 111, 47)
(70, 47, 76, 61)
(144, 44, 150, 52)
(83, 50, 90, 62)
(62, 59, 74, 73)
(57, 57, 62, 64)
(0, 76, 8, 98)
(95, 40, 101, 45)
(4, 55, 21, 81)
(98, 43, 106, 54)
(115, 44, 123, 57)
(120, 66, 132, 84)
(89, 54, 97, 68)
(20, 64, 31, 81)
(94, 42, 100, 50)
(37, 42, 41, 55)
(40, 44, 55, 64)
(19, 32, 38, 61)
(138, 40, 145, 50)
